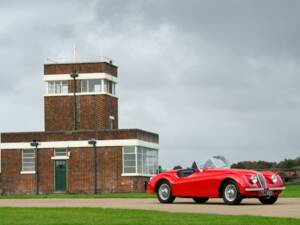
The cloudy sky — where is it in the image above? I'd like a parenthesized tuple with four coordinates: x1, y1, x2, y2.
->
(0, 0, 299, 168)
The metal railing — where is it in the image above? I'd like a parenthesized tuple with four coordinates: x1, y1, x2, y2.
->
(45, 57, 114, 65)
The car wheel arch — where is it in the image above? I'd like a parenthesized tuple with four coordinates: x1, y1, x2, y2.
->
(155, 179, 172, 193)
(218, 178, 238, 197)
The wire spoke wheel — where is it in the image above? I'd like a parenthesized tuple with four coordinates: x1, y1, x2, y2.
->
(224, 184, 237, 202)
(156, 181, 175, 203)
(159, 184, 170, 201)
(222, 180, 242, 205)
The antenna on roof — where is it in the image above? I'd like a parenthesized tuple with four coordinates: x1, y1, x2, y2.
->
(73, 44, 76, 62)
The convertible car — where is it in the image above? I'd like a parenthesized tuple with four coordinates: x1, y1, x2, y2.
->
(146, 157, 285, 205)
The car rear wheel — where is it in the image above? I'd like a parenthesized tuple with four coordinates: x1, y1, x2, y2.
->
(156, 181, 175, 203)
(193, 197, 209, 204)
(259, 196, 278, 205)
(222, 180, 242, 205)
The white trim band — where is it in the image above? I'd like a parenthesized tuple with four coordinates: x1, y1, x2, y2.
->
(44, 73, 118, 83)
(20, 171, 36, 175)
(0, 139, 159, 150)
(121, 173, 154, 177)
(245, 188, 264, 192)
(51, 156, 70, 160)
(269, 187, 285, 191)
(44, 92, 118, 98)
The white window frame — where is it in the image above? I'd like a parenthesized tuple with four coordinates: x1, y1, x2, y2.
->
(54, 148, 67, 157)
(122, 146, 159, 177)
(80, 79, 116, 97)
(46, 80, 68, 95)
(109, 115, 115, 129)
(51, 148, 69, 160)
(122, 146, 137, 174)
(21, 149, 36, 174)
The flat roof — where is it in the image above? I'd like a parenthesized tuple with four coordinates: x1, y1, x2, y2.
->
(45, 57, 115, 66)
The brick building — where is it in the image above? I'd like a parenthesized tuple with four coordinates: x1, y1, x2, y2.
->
(0, 58, 159, 194)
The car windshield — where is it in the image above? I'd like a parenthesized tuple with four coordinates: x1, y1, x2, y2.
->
(199, 157, 230, 169)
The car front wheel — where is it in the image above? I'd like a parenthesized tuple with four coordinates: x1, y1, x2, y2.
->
(156, 181, 175, 203)
(259, 196, 278, 205)
(222, 180, 242, 205)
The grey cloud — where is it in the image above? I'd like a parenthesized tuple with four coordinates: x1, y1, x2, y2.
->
(0, 0, 299, 168)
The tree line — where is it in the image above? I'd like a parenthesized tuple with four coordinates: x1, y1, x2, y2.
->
(231, 157, 300, 170)
(170, 157, 300, 170)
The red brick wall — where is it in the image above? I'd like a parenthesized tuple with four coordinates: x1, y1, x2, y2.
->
(0, 150, 35, 194)
(68, 148, 94, 193)
(1, 130, 159, 144)
(44, 62, 118, 77)
(38, 149, 55, 193)
(0, 147, 149, 194)
(44, 96, 75, 131)
(44, 95, 118, 131)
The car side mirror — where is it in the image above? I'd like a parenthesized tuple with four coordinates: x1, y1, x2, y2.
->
(200, 169, 204, 173)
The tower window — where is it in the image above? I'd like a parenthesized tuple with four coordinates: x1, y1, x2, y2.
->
(89, 79, 102, 92)
(47, 81, 68, 94)
(80, 79, 116, 96)
(109, 115, 115, 129)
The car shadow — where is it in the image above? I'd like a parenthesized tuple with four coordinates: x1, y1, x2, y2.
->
(173, 202, 261, 206)
(168, 201, 286, 206)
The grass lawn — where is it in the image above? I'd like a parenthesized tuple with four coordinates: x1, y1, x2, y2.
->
(281, 184, 300, 198)
(0, 184, 298, 199)
(0, 208, 299, 225)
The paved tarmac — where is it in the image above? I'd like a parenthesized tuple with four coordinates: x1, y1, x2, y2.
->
(0, 198, 299, 218)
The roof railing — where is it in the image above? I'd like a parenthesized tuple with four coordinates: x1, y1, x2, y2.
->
(45, 57, 114, 65)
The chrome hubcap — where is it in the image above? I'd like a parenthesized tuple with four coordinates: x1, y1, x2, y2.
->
(225, 184, 237, 202)
(159, 184, 170, 200)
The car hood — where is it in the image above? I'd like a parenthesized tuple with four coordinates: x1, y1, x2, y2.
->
(206, 168, 261, 176)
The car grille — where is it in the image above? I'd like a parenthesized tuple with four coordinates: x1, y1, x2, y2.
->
(257, 173, 267, 189)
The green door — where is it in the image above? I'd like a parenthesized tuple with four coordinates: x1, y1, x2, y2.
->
(55, 160, 67, 192)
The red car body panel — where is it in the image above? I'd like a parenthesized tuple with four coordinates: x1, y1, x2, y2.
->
(147, 168, 284, 198)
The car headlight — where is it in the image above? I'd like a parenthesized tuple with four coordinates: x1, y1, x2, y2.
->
(150, 176, 154, 181)
(251, 175, 258, 184)
(271, 174, 278, 184)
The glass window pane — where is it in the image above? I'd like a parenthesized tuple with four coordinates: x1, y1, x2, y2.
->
(55, 81, 62, 94)
(123, 146, 136, 174)
(124, 161, 136, 167)
(123, 146, 158, 175)
(94, 80, 102, 92)
(48, 81, 54, 94)
(88, 79, 102, 92)
(103, 80, 108, 93)
(124, 154, 135, 161)
(62, 81, 68, 93)
(108, 81, 112, 94)
(124, 167, 136, 173)
(22, 149, 35, 171)
(55, 149, 67, 157)
(137, 152, 143, 174)
(124, 146, 135, 154)
(81, 80, 88, 92)
(112, 83, 116, 95)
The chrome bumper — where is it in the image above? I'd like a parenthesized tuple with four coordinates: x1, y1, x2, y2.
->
(245, 187, 285, 192)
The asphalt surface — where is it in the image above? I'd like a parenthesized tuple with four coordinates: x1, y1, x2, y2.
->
(0, 198, 299, 218)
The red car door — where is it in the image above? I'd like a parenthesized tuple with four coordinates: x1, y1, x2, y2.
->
(193, 169, 223, 197)
(172, 171, 201, 197)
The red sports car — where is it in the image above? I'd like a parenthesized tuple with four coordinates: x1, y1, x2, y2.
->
(146, 158, 285, 205)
